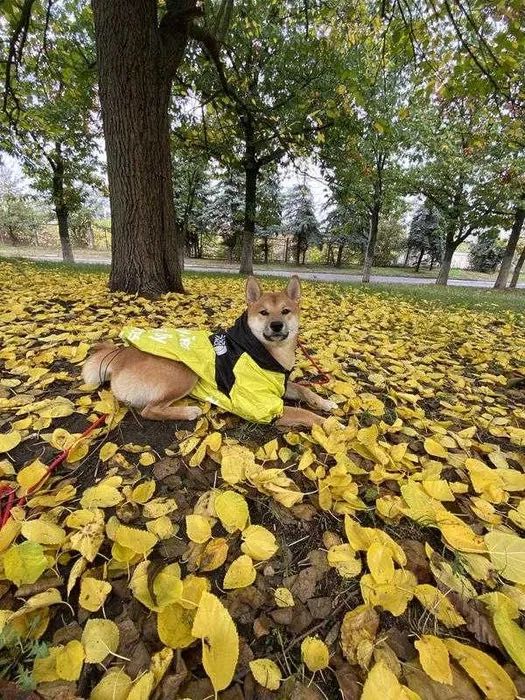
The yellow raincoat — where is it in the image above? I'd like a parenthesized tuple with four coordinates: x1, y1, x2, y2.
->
(120, 314, 289, 423)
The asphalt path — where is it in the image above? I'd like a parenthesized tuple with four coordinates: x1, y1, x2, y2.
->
(2, 249, 521, 288)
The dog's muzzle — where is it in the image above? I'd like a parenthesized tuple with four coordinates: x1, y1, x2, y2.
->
(264, 321, 288, 341)
(263, 331, 289, 341)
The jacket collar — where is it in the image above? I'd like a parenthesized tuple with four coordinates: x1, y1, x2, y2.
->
(226, 312, 290, 375)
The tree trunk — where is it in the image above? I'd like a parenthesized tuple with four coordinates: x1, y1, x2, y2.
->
(336, 243, 344, 267)
(87, 223, 95, 248)
(362, 199, 380, 283)
(509, 244, 525, 289)
(403, 248, 410, 266)
(494, 204, 525, 289)
(295, 230, 302, 265)
(263, 238, 269, 264)
(7, 227, 19, 246)
(239, 111, 259, 276)
(239, 162, 258, 275)
(436, 201, 462, 286)
(415, 248, 424, 272)
(51, 145, 74, 263)
(92, 0, 187, 297)
(56, 208, 74, 262)
(436, 244, 454, 285)
(284, 237, 289, 263)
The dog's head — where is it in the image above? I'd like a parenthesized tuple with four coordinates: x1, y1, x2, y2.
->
(245, 276, 301, 345)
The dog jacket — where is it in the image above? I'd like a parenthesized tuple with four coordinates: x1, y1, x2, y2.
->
(120, 313, 290, 423)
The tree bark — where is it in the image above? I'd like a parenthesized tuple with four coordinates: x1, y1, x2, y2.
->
(435, 189, 463, 286)
(87, 223, 95, 248)
(362, 199, 380, 283)
(336, 243, 344, 267)
(415, 248, 424, 272)
(56, 208, 74, 262)
(239, 160, 258, 275)
(51, 144, 74, 263)
(91, 0, 189, 297)
(494, 204, 525, 289)
(436, 243, 454, 285)
(7, 227, 20, 246)
(509, 243, 525, 289)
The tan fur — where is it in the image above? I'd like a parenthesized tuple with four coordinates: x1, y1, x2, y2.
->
(82, 276, 335, 427)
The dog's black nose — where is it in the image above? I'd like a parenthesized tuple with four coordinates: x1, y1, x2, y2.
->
(270, 321, 284, 332)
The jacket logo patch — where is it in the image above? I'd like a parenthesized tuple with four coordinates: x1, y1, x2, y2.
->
(212, 333, 228, 356)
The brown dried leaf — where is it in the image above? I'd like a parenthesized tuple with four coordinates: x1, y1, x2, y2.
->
(152, 653, 188, 700)
(253, 616, 272, 638)
(400, 539, 432, 583)
(307, 597, 332, 619)
(447, 591, 505, 653)
(334, 664, 362, 700)
(404, 660, 482, 700)
(283, 566, 320, 603)
(152, 457, 182, 480)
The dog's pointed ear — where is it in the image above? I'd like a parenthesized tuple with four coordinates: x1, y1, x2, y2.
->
(246, 276, 262, 304)
(286, 275, 301, 302)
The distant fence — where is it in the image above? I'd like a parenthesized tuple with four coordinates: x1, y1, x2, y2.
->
(1, 220, 473, 269)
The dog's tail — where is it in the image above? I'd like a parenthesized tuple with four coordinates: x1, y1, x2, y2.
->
(81, 341, 121, 386)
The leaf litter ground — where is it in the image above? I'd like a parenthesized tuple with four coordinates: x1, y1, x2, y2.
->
(1, 260, 525, 699)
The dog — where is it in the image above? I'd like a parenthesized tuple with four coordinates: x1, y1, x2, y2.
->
(82, 276, 336, 429)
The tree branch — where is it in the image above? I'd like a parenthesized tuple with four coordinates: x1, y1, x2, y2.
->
(2, 0, 37, 122)
(188, 22, 250, 113)
(440, 0, 510, 101)
(159, 0, 203, 81)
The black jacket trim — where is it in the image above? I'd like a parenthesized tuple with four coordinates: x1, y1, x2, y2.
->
(210, 312, 290, 397)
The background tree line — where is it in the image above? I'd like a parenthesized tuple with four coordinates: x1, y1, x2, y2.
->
(1, 0, 524, 294)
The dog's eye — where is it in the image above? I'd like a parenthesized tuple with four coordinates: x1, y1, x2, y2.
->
(282, 309, 290, 315)
(260, 309, 269, 316)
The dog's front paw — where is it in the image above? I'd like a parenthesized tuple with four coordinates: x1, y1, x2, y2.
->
(186, 406, 203, 421)
(318, 398, 338, 412)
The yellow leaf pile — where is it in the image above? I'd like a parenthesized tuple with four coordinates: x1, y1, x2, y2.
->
(0, 261, 525, 698)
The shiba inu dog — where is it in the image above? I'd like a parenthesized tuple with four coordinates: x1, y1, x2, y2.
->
(82, 276, 336, 428)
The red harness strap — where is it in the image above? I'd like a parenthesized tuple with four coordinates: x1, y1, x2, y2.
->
(295, 338, 331, 386)
(0, 413, 108, 529)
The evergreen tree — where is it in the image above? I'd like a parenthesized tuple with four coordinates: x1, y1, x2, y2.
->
(407, 201, 444, 271)
(323, 201, 368, 266)
(256, 172, 282, 264)
(208, 171, 245, 260)
(285, 184, 320, 265)
(172, 154, 211, 259)
(469, 231, 505, 273)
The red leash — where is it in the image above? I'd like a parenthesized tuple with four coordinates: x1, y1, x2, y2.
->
(295, 338, 331, 386)
(0, 413, 108, 529)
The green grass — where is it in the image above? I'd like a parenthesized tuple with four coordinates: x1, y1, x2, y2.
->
(3, 255, 524, 317)
(1, 256, 111, 275)
(352, 282, 525, 316)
